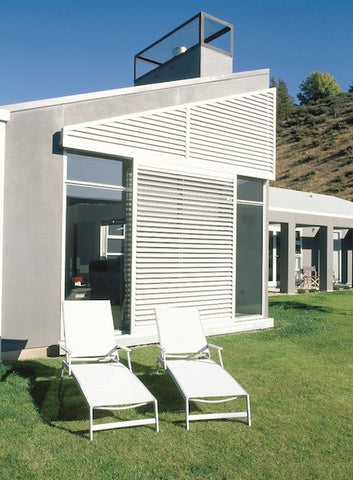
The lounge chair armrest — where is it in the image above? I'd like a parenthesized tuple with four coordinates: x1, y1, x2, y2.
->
(157, 345, 168, 359)
(116, 344, 132, 372)
(116, 344, 131, 353)
(59, 344, 74, 375)
(208, 343, 224, 368)
(60, 344, 72, 356)
(156, 346, 168, 371)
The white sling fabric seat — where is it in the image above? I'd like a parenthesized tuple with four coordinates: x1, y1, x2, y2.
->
(62, 300, 159, 440)
(155, 306, 251, 430)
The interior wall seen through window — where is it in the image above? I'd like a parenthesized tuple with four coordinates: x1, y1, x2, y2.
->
(65, 153, 131, 332)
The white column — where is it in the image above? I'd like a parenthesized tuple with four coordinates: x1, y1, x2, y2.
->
(0, 109, 11, 362)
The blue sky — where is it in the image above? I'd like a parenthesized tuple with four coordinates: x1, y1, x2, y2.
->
(0, 0, 352, 106)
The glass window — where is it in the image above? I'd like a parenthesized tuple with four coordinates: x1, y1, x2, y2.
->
(268, 231, 274, 282)
(236, 203, 263, 315)
(107, 239, 124, 254)
(237, 177, 263, 202)
(67, 185, 123, 202)
(65, 154, 131, 333)
(333, 232, 341, 283)
(276, 233, 281, 283)
(295, 230, 302, 254)
(67, 153, 124, 187)
(108, 223, 125, 236)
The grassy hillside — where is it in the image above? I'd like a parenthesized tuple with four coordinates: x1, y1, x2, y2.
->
(271, 93, 353, 201)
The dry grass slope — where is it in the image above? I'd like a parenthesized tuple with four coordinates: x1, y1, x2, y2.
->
(272, 93, 353, 201)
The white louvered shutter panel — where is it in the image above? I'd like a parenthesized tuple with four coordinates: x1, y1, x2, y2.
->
(189, 91, 275, 173)
(65, 109, 187, 158)
(135, 168, 234, 326)
(63, 89, 275, 179)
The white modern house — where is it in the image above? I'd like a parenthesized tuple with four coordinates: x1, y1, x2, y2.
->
(0, 13, 276, 360)
(269, 187, 353, 292)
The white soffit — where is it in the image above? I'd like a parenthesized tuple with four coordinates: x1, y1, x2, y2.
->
(270, 187, 353, 221)
(62, 88, 276, 179)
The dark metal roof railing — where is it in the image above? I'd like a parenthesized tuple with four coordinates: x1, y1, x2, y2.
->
(134, 12, 233, 83)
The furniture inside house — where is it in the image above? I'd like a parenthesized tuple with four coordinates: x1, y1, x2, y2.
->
(301, 266, 319, 288)
(61, 300, 159, 440)
(89, 259, 123, 305)
(155, 305, 251, 430)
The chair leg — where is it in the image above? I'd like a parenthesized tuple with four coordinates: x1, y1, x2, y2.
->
(246, 394, 251, 427)
(185, 398, 190, 430)
(89, 407, 93, 441)
(154, 400, 159, 432)
(61, 361, 65, 378)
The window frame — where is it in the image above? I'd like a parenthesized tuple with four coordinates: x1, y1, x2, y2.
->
(62, 150, 131, 332)
(235, 176, 266, 318)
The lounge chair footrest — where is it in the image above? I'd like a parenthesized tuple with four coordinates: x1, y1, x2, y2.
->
(189, 412, 248, 422)
(92, 418, 157, 433)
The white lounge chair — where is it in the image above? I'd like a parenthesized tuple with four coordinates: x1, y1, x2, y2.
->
(61, 300, 159, 440)
(155, 306, 251, 430)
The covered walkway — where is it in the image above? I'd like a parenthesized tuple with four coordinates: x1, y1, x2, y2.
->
(269, 187, 353, 293)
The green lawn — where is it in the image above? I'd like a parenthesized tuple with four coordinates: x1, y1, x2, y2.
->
(1, 291, 352, 479)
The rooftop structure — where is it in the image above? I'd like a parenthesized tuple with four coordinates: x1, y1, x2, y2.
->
(134, 12, 234, 85)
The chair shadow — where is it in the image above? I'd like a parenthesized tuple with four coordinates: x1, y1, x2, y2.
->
(8, 360, 78, 425)
(8, 355, 215, 437)
(138, 371, 185, 413)
(8, 360, 105, 439)
(6, 358, 164, 435)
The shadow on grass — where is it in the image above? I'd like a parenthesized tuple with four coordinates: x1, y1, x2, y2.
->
(268, 299, 340, 338)
(140, 372, 185, 412)
(0, 362, 13, 381)
(8, 360, 69, 423)
(269, 300, 334, 313)
(8, 357, 194, 438)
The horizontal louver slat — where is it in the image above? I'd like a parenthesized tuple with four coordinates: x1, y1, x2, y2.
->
(188, 90, 275, 171)
(135, 168, 234, 325)
(67, 109, 187, 157)
(64, 89, 275, 177)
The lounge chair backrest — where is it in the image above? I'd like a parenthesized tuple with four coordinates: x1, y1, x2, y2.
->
(62, 300, 117, 357)
(155, 306, 208, 354)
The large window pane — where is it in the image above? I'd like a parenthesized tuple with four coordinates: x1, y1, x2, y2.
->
(67, 153, 124, 187)
(236, 204, 263, 315)
(269, 231, 274, 282)
(67, 185, 123, 202)
(237, 177, 263, 202)
(333, 232, 341, 283)
(65, 184, 127, 331)
(107, 239, 124, 254)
